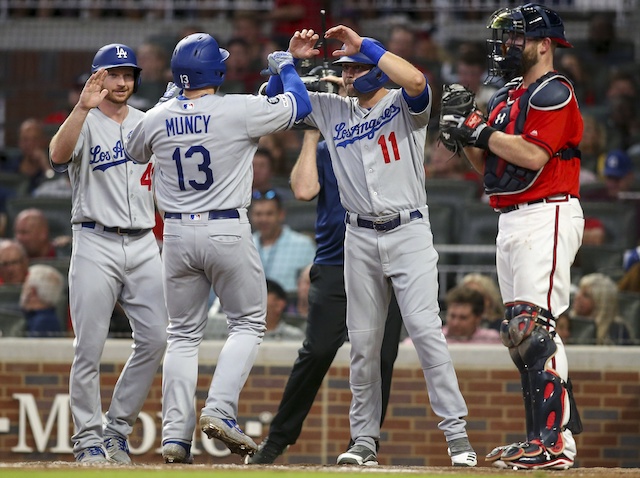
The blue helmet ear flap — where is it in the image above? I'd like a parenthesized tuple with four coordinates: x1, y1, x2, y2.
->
(353, 66, 389, 93)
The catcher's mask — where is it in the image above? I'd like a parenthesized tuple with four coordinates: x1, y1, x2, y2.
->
(486, 3, 572, 81)
(92, 43, 142, 93)
(333, 38, 389, 94)
(171, 33, 229, 90)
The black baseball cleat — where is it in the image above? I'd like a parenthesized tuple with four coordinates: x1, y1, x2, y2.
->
(244, 438, 288, 464)
(507, 450, 574, 470)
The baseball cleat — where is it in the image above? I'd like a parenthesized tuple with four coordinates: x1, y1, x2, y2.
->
(162, 441, 194, 464)
(447, 437, 477, 467)
(104, 435, 132, 464)
(200, 415, 258, 457)
(76, 446, 108, 464)
(507, 451, 574, 470)
(337, 444, 378, 466)
(245, 438, 288, 464)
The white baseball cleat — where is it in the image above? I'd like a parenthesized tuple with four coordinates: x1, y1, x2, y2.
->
(447, 436, 478, 467)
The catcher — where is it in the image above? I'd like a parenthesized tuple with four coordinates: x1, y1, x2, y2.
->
(438, 3, 584, 471)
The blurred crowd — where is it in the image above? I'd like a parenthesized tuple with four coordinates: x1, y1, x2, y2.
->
(0, 6, 638, 344)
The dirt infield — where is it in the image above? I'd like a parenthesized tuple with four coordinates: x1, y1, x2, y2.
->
(1, 462, 639, 477)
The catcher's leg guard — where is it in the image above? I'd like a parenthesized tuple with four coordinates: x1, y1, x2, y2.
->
(490, 304, 580, 468)
(487, 306, 537, 463)
(488, 305, 540, 462)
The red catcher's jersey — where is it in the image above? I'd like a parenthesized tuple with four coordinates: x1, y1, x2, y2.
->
(486, 76, 583, 209)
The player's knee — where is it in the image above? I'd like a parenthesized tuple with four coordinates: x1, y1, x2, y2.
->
(518, 326, 557, 370)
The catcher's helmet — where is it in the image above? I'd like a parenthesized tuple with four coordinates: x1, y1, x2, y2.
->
(333, 38, 389, 94)
(171, 33, 229, 90)
(486, 3, 572, 80)
(91, 43, 142, 93)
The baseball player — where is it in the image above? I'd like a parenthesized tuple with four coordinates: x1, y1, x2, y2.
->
(247, 126, 404, 464)
(48, 43, 168, 464)
(124, 31, 314, 464)
(265, 26, 476, 467)
(439, 3, 584, 470)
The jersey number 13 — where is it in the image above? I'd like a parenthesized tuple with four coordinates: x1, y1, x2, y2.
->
(172, 146, 214, 191)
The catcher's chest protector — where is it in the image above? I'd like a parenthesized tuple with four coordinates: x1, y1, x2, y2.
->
(483, 72, 575, 196)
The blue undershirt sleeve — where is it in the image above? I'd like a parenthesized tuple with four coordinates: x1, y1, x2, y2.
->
(280, 65, 311, 120)
(402, 82, 430, 113)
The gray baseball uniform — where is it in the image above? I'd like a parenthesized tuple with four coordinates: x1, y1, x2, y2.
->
(303, 88, 469, 451)
(59, 105, 168, 456)
(125, 90, 301, 447)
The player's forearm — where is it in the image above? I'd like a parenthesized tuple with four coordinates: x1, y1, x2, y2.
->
(280, 66, 311, 120)
(290, 130, 321, 201)
(486, 132, 550, 170)
(49, 104, 90, 164)
(360, 39, 426, 97)
(377, 52, 426, 97)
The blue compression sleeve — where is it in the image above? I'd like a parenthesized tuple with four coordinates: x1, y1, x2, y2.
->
(265, 57, 301, 97)
(280, 65, 311, 120)
(402, 82, 430, 113)
(265, 74, 284, 97)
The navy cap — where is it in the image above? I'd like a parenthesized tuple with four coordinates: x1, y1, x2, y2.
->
(604, 149, 633, 178)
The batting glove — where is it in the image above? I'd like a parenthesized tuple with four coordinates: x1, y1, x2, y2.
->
(155, 82, 181, 107)
(265, 51, 295, 75)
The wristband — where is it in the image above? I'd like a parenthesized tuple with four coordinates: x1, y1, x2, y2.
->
(359, 38, 386, 64)
(285, 52, 301, 67)
(475, 126, 496, 150)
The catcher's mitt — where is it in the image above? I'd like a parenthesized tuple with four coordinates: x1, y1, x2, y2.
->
(438, 84, 478, 153)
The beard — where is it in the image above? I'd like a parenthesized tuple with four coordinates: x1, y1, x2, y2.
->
(344, 82, 358, 97)
(519, 45, 539, 75)
(105, 89, 132, 104)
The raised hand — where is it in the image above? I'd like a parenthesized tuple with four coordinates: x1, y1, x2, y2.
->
(78, 69, 109, 110)
(324, 25, 363, 58)
(288, 29, 320, 60)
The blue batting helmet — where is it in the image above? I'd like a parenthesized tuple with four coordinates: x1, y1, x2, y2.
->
(171, 33, 229, 90)
(91, 43, 142, 93)
(333, 38, 389, 94)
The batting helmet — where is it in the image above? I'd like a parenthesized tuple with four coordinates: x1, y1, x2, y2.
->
(333, 38, 389, 94)
(171, 33, 229, 90)
(486, 3, 572, 80)
(91, 43, 142, 93)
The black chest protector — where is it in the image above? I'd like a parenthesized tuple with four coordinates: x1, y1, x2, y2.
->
(484, 72, 577, 196)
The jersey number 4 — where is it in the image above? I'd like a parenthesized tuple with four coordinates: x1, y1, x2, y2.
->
(140, 163, 154, 191)
(378, 132, 400, 163)
(172, 146, 214, 191)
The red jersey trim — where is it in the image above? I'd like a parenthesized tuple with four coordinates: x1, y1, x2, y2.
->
(547, 206, 560, 314)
